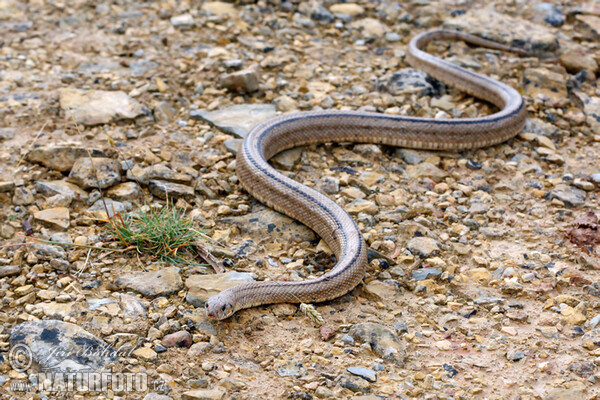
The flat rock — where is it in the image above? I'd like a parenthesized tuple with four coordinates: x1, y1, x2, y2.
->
(410, 267, 442, 281)
(33, 207, 70, 230)
(68, 157, 121, 189)
(348, 323, 405, 364)
(544, 389, 583, 400)
(148, 180, 195, 200)
(330, 3, 365, 16)
(406, 162, 448, 181)
(161, 331, 193, 348)
(32, 243, 67, 260)
(523, 68, 567, 101)
(128, 164, 193, 185)
(59, 88, 147, 126)
(219, 65, 260, 93)
(190, 104, 276, 138)
(444, 8, 558, 52)
(350, 18, 387, 38)
(407, 237, 440, 257)
(271, 147, 302, 171)
(26, 146, 106, 172)
(182, 388, 225, 400)
(201, 2, 237, 17)
(106, 182, 142, 201)
(9, 320, 117, 372)
(363, 280, 399, 301)
(375, 68, 442, 97)
(185, 271, 256, 306)
(87, 198, 129, 218)
(35, 180, 88, 201)
(547, 184, 586, 208)
(115, 267, 183, 298)
(221, 202, 317, 243)
(574, 93, 600, 133)
(347, 366, 377, 382)
(0, 127, 15, 140)
(0, 265, 21, 277)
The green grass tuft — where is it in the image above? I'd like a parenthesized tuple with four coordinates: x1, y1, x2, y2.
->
(107, 203, 206, 266)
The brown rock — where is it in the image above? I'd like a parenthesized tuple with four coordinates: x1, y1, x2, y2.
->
(161, 330, 193, 348)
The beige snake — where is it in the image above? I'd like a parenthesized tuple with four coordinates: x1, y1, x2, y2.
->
(206, 29, 527, 320)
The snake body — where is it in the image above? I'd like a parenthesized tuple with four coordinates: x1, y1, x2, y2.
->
(205, 29, 527, 320)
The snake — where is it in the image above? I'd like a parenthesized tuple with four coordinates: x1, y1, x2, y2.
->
(205, 29, 528, 320)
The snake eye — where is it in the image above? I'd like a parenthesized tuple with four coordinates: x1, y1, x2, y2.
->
(221, 304, 227, 312)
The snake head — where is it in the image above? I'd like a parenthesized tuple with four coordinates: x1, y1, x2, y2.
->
(205, 293, 235, 320)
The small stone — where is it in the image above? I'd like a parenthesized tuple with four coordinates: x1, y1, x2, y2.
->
(341, 334, 355, 346)
(162, 331, 193, 348)
(523, 68, 567, 101)
(376, 69, 441, 97)
(68, 157, 121, 189)
(347, 367, 377, 382)
(190, 104, 276, 138)
(407, 237, 440, 258)
(338, 374, 370, 393)
(36, 180, 88, 200)
(0, 127, 16, 140)
(133, 347, 158, 361)
(350, 18, 387, 38)
(410, 267, 441, 281)
(330, 3, 365, 16)
(33, 207, 70, 230)
(559, 48, 598, 80)
(220, 65, 259, 93)
(548, 184, 586, 208)
(148, 180, 195, 200)
(106, 182, 142, 201)
(272, 148, 302, 171)
(532, 3, 564, 26)
(59, 89, 147, 126)
(506, 350, 525, 361)
(115, 267, 183, 298)
(273, 95, 298, 112)
(0, 265, 21, 277)
(406, 162, 448, 182)
(346, 199, 378, 215)
(185, 271, 256, 306)
(154, 101, 176, 124)
(348, 323, 405, 364)
(320, 326, 335, 341)
(171, 14, 195, 28)
(569, 361, 596, 377)
(87, 198, 129, 218)
(12, 187, 34, 205)
(201, 2, 237, 17)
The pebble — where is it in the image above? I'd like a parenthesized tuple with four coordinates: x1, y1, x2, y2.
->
(185, 271, 256, 306)
(162, 330, 193, 348)
(59, 88, 147, 125)
(33, 207, 70, 230)
(219, 65, 260, 93)
(115, 267, 184, 298)
(68, 157, 121, 189)
(407, 237, 440, 258)
(190, 104, 276, 138)
(349, 323, 405, 364)
(347, 367, 377, 382)
(376, 69, 441, 97)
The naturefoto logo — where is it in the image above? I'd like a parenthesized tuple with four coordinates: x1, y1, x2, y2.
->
(8, 343, 164, 393)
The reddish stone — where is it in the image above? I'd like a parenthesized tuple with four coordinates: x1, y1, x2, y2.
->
(320, 325, 336, 341)
(161, 330, 193, 348)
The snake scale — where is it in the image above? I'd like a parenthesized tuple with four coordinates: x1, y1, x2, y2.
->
(206, 29, 528, 320)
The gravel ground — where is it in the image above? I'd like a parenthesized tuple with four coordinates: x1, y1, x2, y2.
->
(1, 1, 600, 399)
